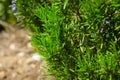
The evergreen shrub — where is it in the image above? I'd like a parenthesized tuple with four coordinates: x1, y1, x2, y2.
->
(16, 0, 120, 80)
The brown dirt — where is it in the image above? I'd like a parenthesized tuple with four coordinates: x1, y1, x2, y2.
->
(0, 28, 55, 80)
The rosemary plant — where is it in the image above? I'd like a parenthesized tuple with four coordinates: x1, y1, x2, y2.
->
(16, 0, 120, 80)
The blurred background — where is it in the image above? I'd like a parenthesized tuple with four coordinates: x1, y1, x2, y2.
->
(0, 0, 16, 31)
(0, 0, 16, 22)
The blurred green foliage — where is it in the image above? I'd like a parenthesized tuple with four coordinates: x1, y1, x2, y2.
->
(17, 0, 120, 80)
(0, 0, 16, 24)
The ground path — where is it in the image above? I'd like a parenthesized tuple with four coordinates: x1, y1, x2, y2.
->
(0, 28, 55, 80)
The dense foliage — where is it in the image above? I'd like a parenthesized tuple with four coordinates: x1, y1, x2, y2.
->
(16, 0, 120, 80)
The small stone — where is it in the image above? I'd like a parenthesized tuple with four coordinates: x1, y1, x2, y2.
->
(0, 71, 6, 79)
(32, 53, 42, 61)
(12, 72, 17, 78)
(17, 52, 25, 57)
(9, 44, 16, 50)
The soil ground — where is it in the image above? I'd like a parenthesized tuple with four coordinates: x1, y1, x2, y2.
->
(0, 28, 55, 80)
